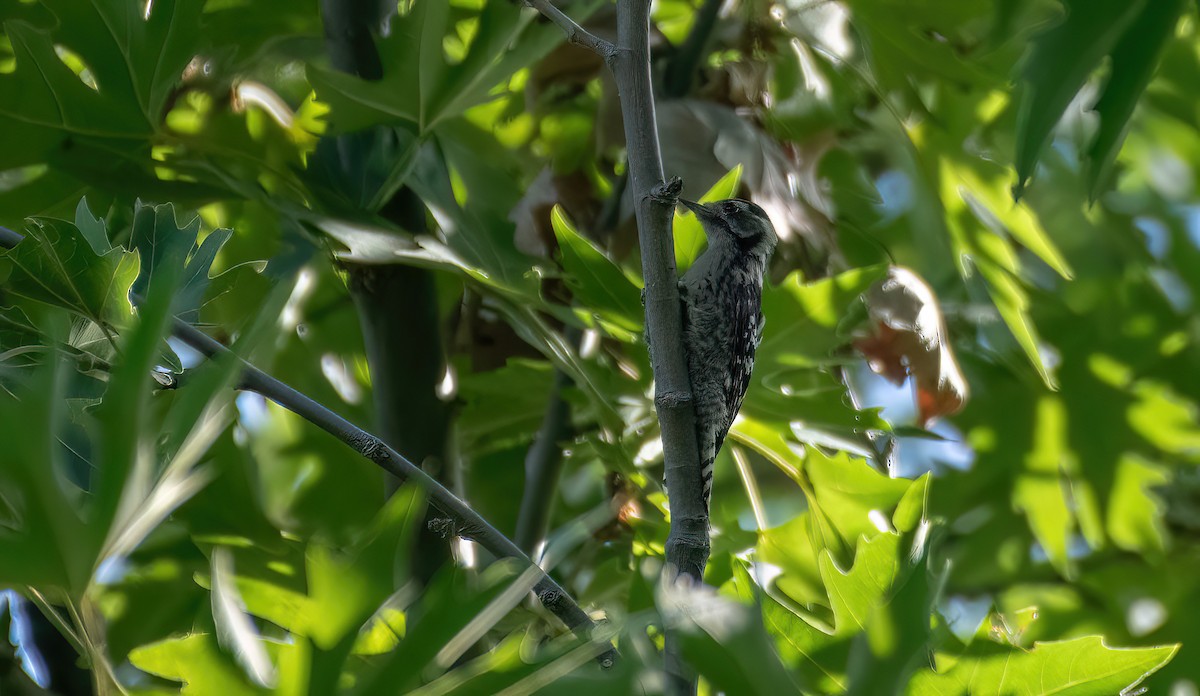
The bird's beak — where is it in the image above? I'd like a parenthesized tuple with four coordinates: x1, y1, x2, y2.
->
(679, 199, 710, 218)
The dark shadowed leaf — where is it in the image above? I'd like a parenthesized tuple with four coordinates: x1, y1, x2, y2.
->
(1085, 0, 1187, 200)
(0, 217, 139, 331)
(1014, 0, 1144, 195)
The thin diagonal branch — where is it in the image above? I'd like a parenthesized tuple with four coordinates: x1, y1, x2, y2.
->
(174, 320, 614, 667)
(0, 227, 616, 669)
(524, 0, 616, 58)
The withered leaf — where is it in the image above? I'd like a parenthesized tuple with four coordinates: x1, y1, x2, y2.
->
(855, 266, 968, 426)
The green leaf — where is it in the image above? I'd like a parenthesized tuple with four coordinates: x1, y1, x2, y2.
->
(674, 165, 743, 273)
(129, 632, 278, 694)
(0, 358, 94, 593)
(0, 20, 145, 154)
(806, 450, 913, 545)
(819, 533, 904, 637)
(127, 200, 234, 320)
(0, 0, 202, 173)
(129, 201, 198, 299)
(936, 157, 1062, 386)
(669, 580, 803, 695)
(0, 217, 139, 331)
(74, 197, 111, 254)
(760, 581, 847, 693)
(1014, 0, 1145, 195)
(1086, 0, 1188, 200)
(551, 205, 644, 333)
(949, 160, 1073, 280)
(907, 636, 1177, 695)
(308, 1, 560, 135)
(757, 265, 888, 371)
(41, 0, 204, 123)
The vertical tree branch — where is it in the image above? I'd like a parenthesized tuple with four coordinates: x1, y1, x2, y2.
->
(528, 1, 710, 692)
(610, 1, 709, 587)
(663, 0, 723, 98)
(346, 263, 452, 581)
(320, 0, 454, 583)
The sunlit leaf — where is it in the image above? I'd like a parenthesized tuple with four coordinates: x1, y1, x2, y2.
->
(674, 165, 743, 273)
(551, 205, 643, 332)
(0, 217, 139, 332)
(907, 635, 1177, 695)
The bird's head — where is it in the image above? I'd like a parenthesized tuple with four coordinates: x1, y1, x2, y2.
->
(679, 197, 778, 259)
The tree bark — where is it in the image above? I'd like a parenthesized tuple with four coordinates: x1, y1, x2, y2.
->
(526, 1, 711, 691)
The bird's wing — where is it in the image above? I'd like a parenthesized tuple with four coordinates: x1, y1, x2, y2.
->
(714, 288, 763, 456)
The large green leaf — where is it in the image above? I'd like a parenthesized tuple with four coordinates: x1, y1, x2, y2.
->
(0, 217, 139, 332)
(1014, 0, 1145, 195)
(0, 358, 94, 592)
(41, 0, 204, 123)
(125, 200, 235, 320)
(906, 636, 1177, 695)
(673, 165, 743, 273)
(308, 0, 561, 135)
(1085, 0, 1187, 200)
(551, 205, 643, 333)
(0, 0, 203, 171)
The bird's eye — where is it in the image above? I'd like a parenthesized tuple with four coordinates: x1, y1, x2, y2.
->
(722, 202, 740, 215)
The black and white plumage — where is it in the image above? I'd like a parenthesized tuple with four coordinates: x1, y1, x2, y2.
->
(677, 197, 777, 509)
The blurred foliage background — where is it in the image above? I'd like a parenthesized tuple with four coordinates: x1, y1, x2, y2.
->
(1, 0, 1198, 693)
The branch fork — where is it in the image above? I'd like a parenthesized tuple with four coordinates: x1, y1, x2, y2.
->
(648, 176, 683, 206)
(523, 0, 616, 59)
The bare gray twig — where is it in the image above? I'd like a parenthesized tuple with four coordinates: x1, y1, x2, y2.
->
(524, 0, 616, 59)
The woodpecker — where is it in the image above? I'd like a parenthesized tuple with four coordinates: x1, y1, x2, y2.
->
(677, 198, 777, 509)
